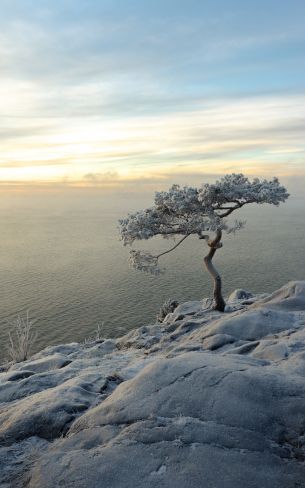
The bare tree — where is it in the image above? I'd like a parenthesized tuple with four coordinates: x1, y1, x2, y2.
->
(119, 174, 289, 311)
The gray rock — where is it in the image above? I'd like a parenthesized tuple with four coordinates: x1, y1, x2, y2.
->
(81, 339, 117, 357)
(0, 367, 79, 403)
(31, 343, 80, 359)
(2, 370, 35, 382)
(29, 351, 305, 487)
(225, 341, 260, 355)
(202, 333, 236, 351)
(0, 373, 107, 444)
(252, 340, 289, 361)
(163, 300, 203, 323)
(201, 308, 296, 342)
(251, 281, 305, 311)
(29, 420, 303, 488)
(0, 436, 49, 488)
(1, 281, 305, 487)
(228, 289, 253, 301)
(9, 354, 71, 374)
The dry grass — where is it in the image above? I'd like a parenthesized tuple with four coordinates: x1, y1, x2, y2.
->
(7, 311, 37, 363)
(83, 322, 104, 345)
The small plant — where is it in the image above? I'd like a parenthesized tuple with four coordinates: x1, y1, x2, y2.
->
(7, 311, 37, 363)
(83, 322, 104, 345)
(157, 299, 179, 322)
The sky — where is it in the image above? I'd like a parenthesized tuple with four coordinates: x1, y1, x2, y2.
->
(1, 0, 305, 192)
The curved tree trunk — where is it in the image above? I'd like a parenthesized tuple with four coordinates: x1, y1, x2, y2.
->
(203, 229, 226, 312)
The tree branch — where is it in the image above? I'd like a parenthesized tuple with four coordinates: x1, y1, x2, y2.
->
(156, 229, 188, 236)
(217, 201, 247, 217)
(155, 234, 190, 259)
(217, 206, 240, 218)
(214, 206, 235, 210)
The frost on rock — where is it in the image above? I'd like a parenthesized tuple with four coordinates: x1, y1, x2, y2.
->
(227, 289, 253, 302)
(1, 281, 305, 488)
(251, 281, 305, 311)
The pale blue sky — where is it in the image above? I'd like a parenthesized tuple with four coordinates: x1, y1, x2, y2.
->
(1, 0, 305, 188)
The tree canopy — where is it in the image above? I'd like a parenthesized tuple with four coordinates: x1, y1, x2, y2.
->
(119, 174, 289, 277)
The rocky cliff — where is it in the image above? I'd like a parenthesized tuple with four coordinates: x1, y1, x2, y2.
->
(1, 281, 305, 487)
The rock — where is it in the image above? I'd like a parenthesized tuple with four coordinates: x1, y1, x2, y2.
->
(31, 343, 80, 359)
(228, 289, 253, 301)
(163, 300, 204, 324)
(2, 370, 35, 382)
(1, 281, 305, 487)
(29, 351, 305, 487)
(225, 341, 260, 355)
(0, 436, 49, 488)
(81, 339, 117, 357)
(9, 354, 71, 374)
(252, 340, 289, 361)
(200, 308, 296, 342)
(117, 325, 163, 350)
(251, 281, 305, 311)
(0, 367, 79, 403)
(29, 420, 303, 488)
(0, 373, 107, 444)
(202, 333, 236, 351)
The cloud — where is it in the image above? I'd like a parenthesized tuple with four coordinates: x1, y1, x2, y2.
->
(1, 93, 305, 185)
(83, 171, 119, 183)
(1, 1, 305, 192)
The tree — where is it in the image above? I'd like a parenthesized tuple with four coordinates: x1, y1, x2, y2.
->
(119, 174, 289, 312)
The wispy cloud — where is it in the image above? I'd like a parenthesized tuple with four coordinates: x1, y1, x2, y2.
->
(0, 1, 305, 189)
(1, 94, 305, 182)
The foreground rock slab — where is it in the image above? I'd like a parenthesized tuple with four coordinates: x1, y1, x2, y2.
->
(1, 281, 305, 487)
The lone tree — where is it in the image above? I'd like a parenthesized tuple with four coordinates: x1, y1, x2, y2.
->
(119, 174, 289, 312)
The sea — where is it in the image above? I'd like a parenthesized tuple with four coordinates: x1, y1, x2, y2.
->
(0, 189, 304, 361)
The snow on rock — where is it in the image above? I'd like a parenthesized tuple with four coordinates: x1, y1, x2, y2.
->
(0, 436, 49, 488)
(9, 354, 72, 374)
(202, 333, 236, 351)
(200, 308, 296, 342)
(0, 373, 107, 444)
(251, 281, 305, 311)
(163, 300, 206, 324)
(227, 288, 253, 302)
(31, 342, 80, 358)
(1, 281, 305, 487)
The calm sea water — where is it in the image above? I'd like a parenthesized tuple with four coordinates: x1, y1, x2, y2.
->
(0, 189, 304, 361)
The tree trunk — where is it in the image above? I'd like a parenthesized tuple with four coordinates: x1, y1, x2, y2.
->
(203, 229, 226, 312)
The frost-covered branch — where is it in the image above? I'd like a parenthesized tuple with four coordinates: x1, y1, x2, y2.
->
(155, 234, 190, 259)
(129, 250, 161, 275)
(128, 234, 190, 274)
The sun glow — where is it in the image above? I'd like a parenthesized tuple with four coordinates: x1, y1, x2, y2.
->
(1, 88, 305, 187)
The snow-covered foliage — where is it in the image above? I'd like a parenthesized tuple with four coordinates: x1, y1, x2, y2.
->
(119, 192, 220, 246)
(199, 174, 289, 210)
(156, 298, 179, 323)
(129, 250, 162, 275)
(118, 174, 289, 274)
